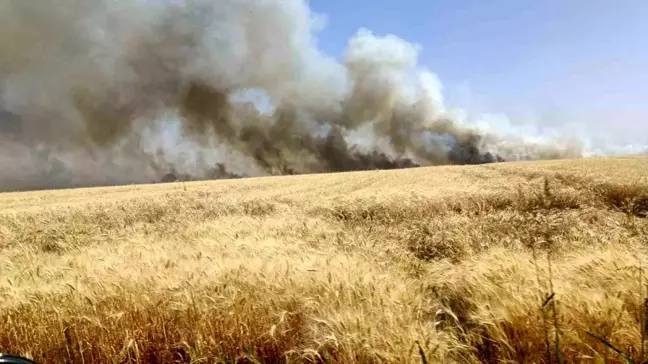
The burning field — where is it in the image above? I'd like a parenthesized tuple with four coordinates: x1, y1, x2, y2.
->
(0, 0, 588, 193)
(1, 1, 647, 363)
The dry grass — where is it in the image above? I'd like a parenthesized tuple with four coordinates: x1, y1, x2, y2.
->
(1, 155, 648, 363)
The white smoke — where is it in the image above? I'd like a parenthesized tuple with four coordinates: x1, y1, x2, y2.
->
(0, 0, 640, 191)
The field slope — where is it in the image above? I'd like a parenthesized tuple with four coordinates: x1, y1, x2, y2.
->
(1, 155, 648, 363)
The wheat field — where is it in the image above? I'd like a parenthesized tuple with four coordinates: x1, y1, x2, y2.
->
(0, 155, 647, 363)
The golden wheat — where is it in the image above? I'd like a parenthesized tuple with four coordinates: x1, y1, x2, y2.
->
(1, 155, 647, 363)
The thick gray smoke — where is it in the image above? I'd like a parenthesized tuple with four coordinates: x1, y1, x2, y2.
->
(0, 0, 588, 191)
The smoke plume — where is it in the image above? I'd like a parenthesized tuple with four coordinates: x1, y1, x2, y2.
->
(0, 0, 599, 191)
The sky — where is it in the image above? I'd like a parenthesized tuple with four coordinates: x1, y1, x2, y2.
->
(308, 0, 648, 148)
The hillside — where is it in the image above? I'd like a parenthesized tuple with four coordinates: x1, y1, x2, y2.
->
(1, 155, 647, 363)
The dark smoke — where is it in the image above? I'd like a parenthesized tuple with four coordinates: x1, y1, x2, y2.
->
(0, 0, 585, 191)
